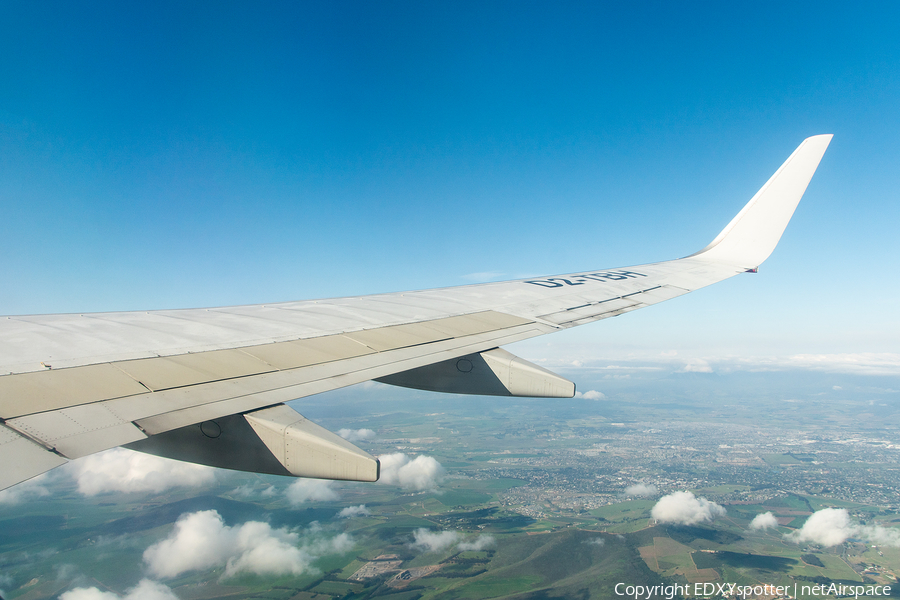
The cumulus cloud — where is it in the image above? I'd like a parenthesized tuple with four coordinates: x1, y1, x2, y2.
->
(862, 524, 900, 547)
(560, 349, 900, 378)
(337, 505, 371, 518)
(651, 491, 726, 525)
(624, 483, 657, 497)
(550, 352, 900, 378)
(786, 508, 900, 547)
(61, 579, 178, 600)
(787, 508, 855, 547)
(680, 359, 713, 373)
(143, 510, 244, 577)
(378, 453, 445, 491)
(457, 535, 495, 551)
(715, 353, 900, 376)
(230, 484, 276, 499)
(411, 529, 462, 553)
(337, 428, 376, 442)
(67, 448, 215, 496)
(286, 479, 339, 505)
(410, 529, 494, 553)
(780, 353, 900, 376)
(0, 573, 13, 598)
(303, 532, 355, 555)
(0, 474, 51, 504)
(574, 390, 605, 400)
(749, 512, 779, 530)
(143, 510, 353, 579)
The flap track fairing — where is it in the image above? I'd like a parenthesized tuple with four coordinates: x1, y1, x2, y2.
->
(376, 348, 575, 398)
(126, 403, 379, 482)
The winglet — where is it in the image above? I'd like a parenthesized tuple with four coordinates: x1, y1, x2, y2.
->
(691, 135, 832, 269)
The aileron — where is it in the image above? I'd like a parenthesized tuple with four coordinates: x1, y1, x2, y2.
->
(240, 335, 375, 370)
(0, 423, 68, 490)
(116, 348, 277, 392)
(0, 363, 148, 419)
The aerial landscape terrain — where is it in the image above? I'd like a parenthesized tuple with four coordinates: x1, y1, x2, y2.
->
(2, 363, 898, 599)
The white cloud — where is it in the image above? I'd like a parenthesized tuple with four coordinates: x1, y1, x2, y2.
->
(548, 352, 900, 377)
(378, 453, 445, 491)
(55, 563, 81, 581)
(230, 484, 255, 498)
(337, 505, 371, 518)
(230, 484, 276, 499)
(864, 525, 900, 547)
(786, 508, 900, 547)
(306, 532, 355, 555)
(286, 479, 339, 505)
(0, 474, 50, 504)
(574, 389, 605, 400)
(457, 535, 495, 551)
(411, 529, 462, 553)
(749, 512, 779, 530)
(67, 448, 215, 496)
(337, 428, 376, 442)
(410, 529, 494, 553)
(143, 510, 353, 579)
(61, 579, 178, 600)
(651, 491, 725, 525)
(144, 510, 239, 577)
(680, 359, 713, 373)
(542, 359, 663, 373)
(776, 353, 900, 376)
(711, 353, 900, 376)
(61, 587, 120, 600)
(624, 483, 657, 497)
(786, 508, 854, 547)
(223, 521, 316, 578)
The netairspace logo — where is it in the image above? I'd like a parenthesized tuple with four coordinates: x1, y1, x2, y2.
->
(613, 582, 893, 599)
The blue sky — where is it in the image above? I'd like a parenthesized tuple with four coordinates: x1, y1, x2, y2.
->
(1, 1, 898, 365)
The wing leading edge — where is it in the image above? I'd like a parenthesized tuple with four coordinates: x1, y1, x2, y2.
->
(0, 135, 832, 490)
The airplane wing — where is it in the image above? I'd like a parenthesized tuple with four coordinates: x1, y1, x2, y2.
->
(0, 135, 832, 490)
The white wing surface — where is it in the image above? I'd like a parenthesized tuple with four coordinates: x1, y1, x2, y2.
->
(0, 135, 832, 490)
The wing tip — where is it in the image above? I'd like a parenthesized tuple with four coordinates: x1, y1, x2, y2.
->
(690, 135, 833, 268)
(802, 133, 834, 151)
